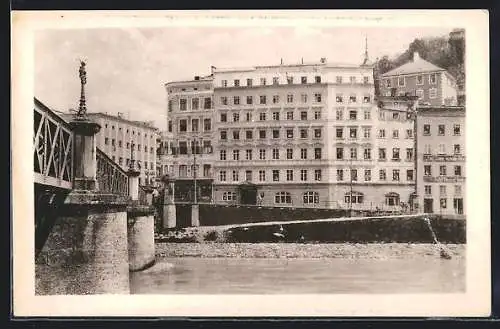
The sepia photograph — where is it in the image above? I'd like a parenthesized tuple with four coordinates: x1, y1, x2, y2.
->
(11, 10, 490, 317)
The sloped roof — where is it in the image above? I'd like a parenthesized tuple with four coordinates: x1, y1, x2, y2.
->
(381, 56, 445, 77)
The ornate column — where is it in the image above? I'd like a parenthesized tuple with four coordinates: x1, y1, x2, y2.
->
(128, 141, 140, 201)
(69, 60, 101, 191)
(36, 61, 130, 295)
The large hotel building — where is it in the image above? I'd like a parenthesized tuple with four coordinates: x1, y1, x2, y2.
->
(165, 55, 419, 210)
(211, 60, 415, 210)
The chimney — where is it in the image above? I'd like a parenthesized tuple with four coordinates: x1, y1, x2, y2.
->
(413, 52, 420, 62)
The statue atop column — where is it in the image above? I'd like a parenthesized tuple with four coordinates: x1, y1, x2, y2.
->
(76, 60, 88, 119)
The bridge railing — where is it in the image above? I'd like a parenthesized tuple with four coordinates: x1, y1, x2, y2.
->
(34, 99, 74, 190)
(96, 148, 129, 196)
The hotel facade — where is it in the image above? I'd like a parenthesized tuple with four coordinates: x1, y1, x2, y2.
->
(208, 59, 415, 210)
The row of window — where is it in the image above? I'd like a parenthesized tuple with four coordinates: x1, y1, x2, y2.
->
(220, 148, 323, 161)
(220, 93, 323, 106)
(378, 110, 412, 121)
(221, 191, 321, 205)
(104, 138, 155, 154)
(219, 169, 323, 182)
(385, 73, 439, 88)
(185, 124, 457, 141)
(220, 128, 324, 141)
(111, 156, 155, 170)
(336, 168, 414, 182)
(220, 75, 370, 88)
(423, 143, 462, 155)
(424, 184, 463, 196)
(424, 197, 463, 211)
(169, 97, 213, 112)
(177, 118, 212, 133)
(176, 164, 212, 178)
(423, 123, 462, 136)
(103, 124, 155, 139)
(170, 141, 213, 155)
(220, 109, 322, 122)
(335, 108, 372, 121)
(220, 127, 324, 141)
(423, 164, 463, 177)
(376, 128, 414, 139)
(223, 191, 401, 206)
(217, 168, 415, 183)
(336, 127, 413, 140)
(336, 147, 414, 161)
(416, 88, 438, 99)
(344, 192, 402, 206)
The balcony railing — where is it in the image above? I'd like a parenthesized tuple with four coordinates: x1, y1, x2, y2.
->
(423, 154, 466, 162)
(423, 176, 466, 183)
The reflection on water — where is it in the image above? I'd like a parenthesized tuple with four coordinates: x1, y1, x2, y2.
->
(130, 256, 465, 294)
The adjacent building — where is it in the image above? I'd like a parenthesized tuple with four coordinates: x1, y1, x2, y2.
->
(416, 106, 465, 216)
(61, 111, 159, 185)
(164, 75, 215, 202)
(87, 112, 159, 186)
(379, 52, 459, 107)
(156, 130, 173, 180)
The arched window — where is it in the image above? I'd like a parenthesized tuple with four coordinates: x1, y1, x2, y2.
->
(344, 191, 364, 204)
(303, 191, 319, 204)
(385, 192, 400, 206)
(275, 192, 292, 204)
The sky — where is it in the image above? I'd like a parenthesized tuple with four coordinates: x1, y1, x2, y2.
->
(35, 26, 454, 131)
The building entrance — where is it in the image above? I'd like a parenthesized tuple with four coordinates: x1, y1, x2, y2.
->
(453, 198, 464, 215)
(239, 182, 257, 205)
(424, 198, 434, 213)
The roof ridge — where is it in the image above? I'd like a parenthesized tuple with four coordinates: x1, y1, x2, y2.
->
(381, 56, 445, 77)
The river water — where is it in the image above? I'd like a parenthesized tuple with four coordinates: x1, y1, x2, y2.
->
(130, 254, 465, 294)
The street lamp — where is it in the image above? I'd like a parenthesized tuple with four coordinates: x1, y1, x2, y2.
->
(406, 99, 418, 212)
(192, 138, 198, 205)
(191, 137, 200, 227)
(349, 156, 353, 218)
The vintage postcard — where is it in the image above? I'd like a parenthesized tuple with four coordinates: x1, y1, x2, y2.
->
(11, 10, 490, 317)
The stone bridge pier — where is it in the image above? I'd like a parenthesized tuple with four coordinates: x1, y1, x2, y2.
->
(35, 113, 156, 295)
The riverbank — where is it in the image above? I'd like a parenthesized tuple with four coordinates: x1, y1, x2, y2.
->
(155, 242, 466, 259)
